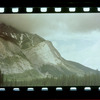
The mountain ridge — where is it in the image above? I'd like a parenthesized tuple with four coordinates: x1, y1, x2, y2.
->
(0, 23, 98, 82)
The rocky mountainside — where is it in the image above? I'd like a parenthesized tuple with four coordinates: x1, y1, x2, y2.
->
(0, 23, 97, 81)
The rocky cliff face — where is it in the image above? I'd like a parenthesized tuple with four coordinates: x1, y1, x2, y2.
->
(0, 23, 97, 81)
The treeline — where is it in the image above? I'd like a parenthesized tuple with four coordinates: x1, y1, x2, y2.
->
(1, 70, 100, 86)
(0, 70, 3, 86)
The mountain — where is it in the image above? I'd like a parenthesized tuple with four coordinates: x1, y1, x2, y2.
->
(0, 23, 97, 82)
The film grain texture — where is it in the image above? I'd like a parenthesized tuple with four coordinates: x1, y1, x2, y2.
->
(0, 14, 100, 86)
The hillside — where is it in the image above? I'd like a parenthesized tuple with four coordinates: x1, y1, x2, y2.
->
(0, 23, 98, 86)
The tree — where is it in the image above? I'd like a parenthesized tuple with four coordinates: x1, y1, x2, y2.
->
(0, 70, 3, 86)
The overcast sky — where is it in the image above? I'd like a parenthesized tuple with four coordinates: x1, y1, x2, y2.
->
(0, 13, 100, 70)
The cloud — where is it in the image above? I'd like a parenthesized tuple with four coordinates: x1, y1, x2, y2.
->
(0, 13, 100, 70)
(0, 13, 100, 36)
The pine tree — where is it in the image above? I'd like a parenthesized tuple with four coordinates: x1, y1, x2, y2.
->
(0, 70, 3, 86)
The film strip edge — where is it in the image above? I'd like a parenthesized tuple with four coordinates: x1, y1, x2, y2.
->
(0, 7, 100, 13)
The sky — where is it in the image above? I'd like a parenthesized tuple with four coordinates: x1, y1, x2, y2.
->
(0, 13, 100, 70)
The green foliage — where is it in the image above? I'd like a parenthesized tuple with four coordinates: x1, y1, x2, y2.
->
(4, 55, 20, 65)
(0, 70, 3, 86)
(39, 64, 64, 77)
(2, 71, 100, 86)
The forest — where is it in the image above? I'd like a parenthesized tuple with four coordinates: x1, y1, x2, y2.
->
(0, 70, 100, 86)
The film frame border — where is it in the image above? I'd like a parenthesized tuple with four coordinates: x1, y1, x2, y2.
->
(0, 1, 100, 7)
(0, 6, 100, 99)
(0, 86, 99, 91)
(0, 7, 100, 13)
(0, 86, 100, 99)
